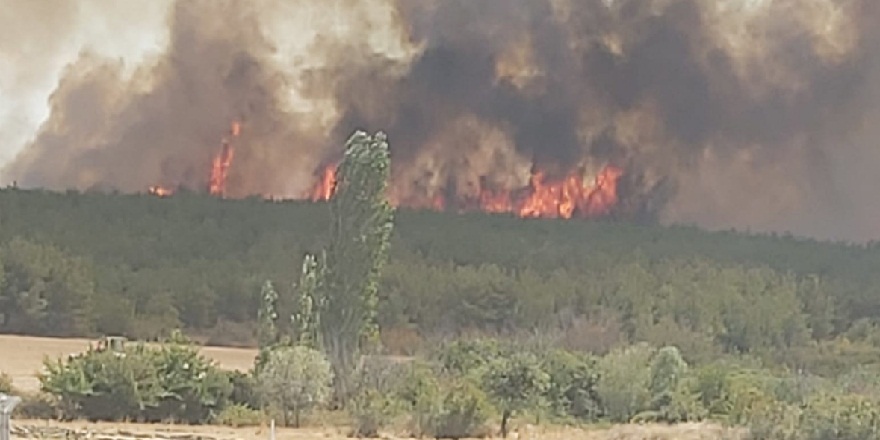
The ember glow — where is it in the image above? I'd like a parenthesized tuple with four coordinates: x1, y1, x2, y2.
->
(308, 162, 623, 219)
(148, 185, 174, 197)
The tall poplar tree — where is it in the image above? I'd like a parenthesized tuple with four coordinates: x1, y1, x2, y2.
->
(315, 130, 395, 402)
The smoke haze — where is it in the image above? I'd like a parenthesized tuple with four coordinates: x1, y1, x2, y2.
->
(2, 0, 879, 242)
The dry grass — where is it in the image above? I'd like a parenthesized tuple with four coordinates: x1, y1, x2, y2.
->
(0, 334, 258, 393)
(10, 419, 743, 440)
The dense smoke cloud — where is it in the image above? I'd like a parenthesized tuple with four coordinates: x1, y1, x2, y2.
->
(3, 0, 880, 242)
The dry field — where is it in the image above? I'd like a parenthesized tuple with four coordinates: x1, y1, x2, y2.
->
(0, 334, 258, 393)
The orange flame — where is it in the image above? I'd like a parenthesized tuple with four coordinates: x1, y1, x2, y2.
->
(148, 185, 174, 197)
(208, 121, 240, 198)
(309, 166, 337, 201)
(309, 164, 623, 219)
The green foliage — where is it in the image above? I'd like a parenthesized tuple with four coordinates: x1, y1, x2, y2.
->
(8, 180, 880, 377)
(396, 362, 443, 436)
(595, 343, 655, 422)
(212, 404, 265, 427)
(39, 331, 232, 423)
(257, 280, 279, 351)
(347, 357, 407, 437)
(0, 237, 95, 335)
(227, 370, 260, 409)
(644, 346, 693, 421)
(291, 254, 321, 349)
(482, 352, 550, 437)
(435, 338, 508, 376)
(540, 349, 601, 422)
(315, 130, 395, 402)
(798, 393, 880, 440)
(744, 393, 880, 440)
(427, 379, 494, 440)
(349, 388, 401, 438)
(256, 345, 333, 427)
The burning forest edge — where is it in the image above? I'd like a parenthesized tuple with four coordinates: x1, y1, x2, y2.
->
(146, 121, 625, 221)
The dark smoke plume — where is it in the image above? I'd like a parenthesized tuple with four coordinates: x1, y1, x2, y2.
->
(4, 0, 880, 241)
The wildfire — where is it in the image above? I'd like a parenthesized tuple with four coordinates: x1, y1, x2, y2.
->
(146, 118, 624, 220)
(208, 121, 240, 197)
(148, 185, 174, 197)
(308, 164, 623, 219)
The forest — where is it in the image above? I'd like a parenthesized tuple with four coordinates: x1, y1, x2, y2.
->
(2, 184, 880, 376)
(7, 127, 880, 439)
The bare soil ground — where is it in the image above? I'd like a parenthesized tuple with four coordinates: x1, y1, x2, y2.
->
(0, 334, 258, 393)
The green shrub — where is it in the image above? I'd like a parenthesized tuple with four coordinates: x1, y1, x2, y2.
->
(213, 404, 265, 427)
(348, 357, 408, 437)
(349, 388, 401, 438)
(595, 343, 655, 422)
(798, 393, 880, 440)
(540, 349, 601, 422)
(256, 346, 333, 427)
(435, 338, 508, 376)
(426, 379, 493, 440)
(14, 393, 59, 419)
(397, 362, 443, 437)
(482, 352, 549, 437)
(227, 370, 260, 408)
(39, 331, 232, 423)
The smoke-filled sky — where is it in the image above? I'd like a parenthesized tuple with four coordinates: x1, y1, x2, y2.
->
(2, 0, 879, 242)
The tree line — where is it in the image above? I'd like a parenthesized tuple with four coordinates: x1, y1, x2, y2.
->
(4, 150, 880, 373)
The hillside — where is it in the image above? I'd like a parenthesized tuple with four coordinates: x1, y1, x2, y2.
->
(2, 188, 880, 373)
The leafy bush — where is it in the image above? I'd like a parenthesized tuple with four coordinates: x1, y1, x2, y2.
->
(256, 346, 333, 427)
(540, 349, 601, 422)
(40, 332, 232, 423)
(798, 393, 880, 440)
(348, 358, 407, 438)
(595, 343, 655, 422)
(145, 331, 234, 423)
(744, 393, 880, 440)
(349, 388, 401, 438)
(213, 404, 265, 427)
(397, 362, 443, 437)
(427, 379, 493, 439)
(435, 338, 508, 376)
(482, 352, 549, 437)
(227, 370, 260, 408)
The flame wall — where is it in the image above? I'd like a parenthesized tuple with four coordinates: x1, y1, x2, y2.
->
(2, 0, 880, 241)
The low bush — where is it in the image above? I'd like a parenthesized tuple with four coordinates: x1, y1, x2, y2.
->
(39, 331, 232, 423)
(349, 388, 401, 438)
(426, 379, 493, 439)
(595, 343, 655, 422)
(13, 393, 59, 419)
(213, 404, 265, 427)
(540, 349, 601, 422)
